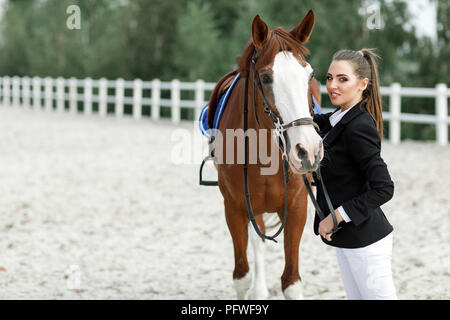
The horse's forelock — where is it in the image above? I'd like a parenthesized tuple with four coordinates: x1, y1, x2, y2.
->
(237, 27, 310, 74)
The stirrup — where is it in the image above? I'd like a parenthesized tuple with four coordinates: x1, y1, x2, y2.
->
(199, 156, 218, 186)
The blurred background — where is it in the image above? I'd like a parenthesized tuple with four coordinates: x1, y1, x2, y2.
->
(0, 0, 448, 140)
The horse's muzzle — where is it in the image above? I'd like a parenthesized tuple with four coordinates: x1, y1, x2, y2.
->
(289, 142, 322, 173)
(298, 150, 321, 171)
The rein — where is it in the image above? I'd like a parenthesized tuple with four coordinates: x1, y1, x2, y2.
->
(302, 168, 341, 235)
(243, 51, 340, 242)
(243, 70, 288, 243)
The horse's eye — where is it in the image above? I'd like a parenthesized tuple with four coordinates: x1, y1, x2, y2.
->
(261, 74, 272, 85)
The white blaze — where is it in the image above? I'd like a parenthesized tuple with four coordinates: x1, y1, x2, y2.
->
(272, 51, 321, 169)
(272, 51, 312, 122)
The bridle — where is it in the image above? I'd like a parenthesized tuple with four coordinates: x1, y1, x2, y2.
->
(250, 51, 319, 161)
(243, 50, 340, 242)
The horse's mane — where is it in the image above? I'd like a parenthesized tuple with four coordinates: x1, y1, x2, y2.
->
(237, 27, 310, 74)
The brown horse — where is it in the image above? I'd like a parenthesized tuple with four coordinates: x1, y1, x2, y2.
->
(207, 10, 323, 299)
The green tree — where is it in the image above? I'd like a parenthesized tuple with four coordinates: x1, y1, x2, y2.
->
(123, 0, 182, 80)
(171, 0, 225, 81)
(75, 0, 130, 79)
(394, 0, 449, 140)
(0, 0, 130, 79)
(411, 0, 449, 86)
(0, 0, 34, 76)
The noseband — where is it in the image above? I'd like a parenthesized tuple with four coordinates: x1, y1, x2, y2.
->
(243, 50, 340, 242)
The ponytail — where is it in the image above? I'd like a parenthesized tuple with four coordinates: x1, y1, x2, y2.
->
(360, 48, 383, 140)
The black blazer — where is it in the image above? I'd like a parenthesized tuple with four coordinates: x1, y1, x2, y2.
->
(312, 102, 394, 248)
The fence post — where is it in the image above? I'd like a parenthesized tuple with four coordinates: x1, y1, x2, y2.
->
(12, 76, 20, 107)
(56, 77, 65, 113)
(389, 83, 401, 144)
(84, 77, 92, 115)
(133, 79, 142, 120)
(22, 77, 31, 109)
(436, 83, 448, 146)
(44, 77, 53, 112)
(115, 78, 124, 118)
(99, 78, 107, 117)
(3, 76, 10, 107)
(195, 79, 205, 121)
(151, 79, 161, 121)
(69, 78, 77, 114)
(171, 79, 180, 124)
(33, 77, 41, 110)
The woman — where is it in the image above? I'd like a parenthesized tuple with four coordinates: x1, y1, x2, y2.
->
(312, 49, 397, 300)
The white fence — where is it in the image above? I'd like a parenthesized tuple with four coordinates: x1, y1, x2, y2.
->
(0, 76, 449, 145)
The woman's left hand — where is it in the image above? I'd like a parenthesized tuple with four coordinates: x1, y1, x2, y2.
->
(318, 209, 343, 241)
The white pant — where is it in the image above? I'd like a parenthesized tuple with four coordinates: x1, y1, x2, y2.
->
(336, 233, 398, 300)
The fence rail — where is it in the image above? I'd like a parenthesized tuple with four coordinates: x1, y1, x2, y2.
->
(0, 76, 448, 145)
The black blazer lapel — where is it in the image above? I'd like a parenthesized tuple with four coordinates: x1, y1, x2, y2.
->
(339, 103, 366, 126)
(315, 107, 340, 139)
(323, 103, 366, 149)
(323, 122, 345, 148)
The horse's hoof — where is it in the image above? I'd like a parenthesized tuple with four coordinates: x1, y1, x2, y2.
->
(249, 291, 269, 300)
(234, 272, 252, 299)
(249, 285, 269, 300)
(283, 280, 304, 300)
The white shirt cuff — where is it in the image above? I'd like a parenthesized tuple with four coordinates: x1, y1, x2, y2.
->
(337, 206, 351, 223)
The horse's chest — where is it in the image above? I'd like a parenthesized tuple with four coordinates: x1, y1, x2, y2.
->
(250, 178, 285, 212)
(218, 165, 300, 214)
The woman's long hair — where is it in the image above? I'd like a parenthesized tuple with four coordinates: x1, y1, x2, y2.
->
(332, 48, 384, 140)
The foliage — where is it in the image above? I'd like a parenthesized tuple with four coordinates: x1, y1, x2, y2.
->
(171, 0, 225, 81)
(0, 0, 448, 140)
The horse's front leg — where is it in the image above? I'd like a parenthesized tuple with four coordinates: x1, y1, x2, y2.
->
(280, 198, 308, 299)
(224, 202, 252, 299)
(248, 214, 269, 299)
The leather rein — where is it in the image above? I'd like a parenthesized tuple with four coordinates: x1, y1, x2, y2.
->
(243, 51, 340, 242)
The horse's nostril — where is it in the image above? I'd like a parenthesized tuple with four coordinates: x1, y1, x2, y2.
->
(297, 146, 307, 159)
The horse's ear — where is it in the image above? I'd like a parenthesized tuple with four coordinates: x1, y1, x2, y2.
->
(290, 9, 315, 43)
(252, 15, 269, 49)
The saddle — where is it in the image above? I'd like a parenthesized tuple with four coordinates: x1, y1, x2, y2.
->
(199, 71, 240, 140)
(198, 71, 240, 186)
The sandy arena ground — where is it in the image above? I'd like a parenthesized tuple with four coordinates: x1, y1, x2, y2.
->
(0, 106, 448, 299)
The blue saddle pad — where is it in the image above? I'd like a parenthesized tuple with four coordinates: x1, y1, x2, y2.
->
(199, 73, 241, 139)
(199, 73, 322, 139)
(313, 96, 322, 115)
